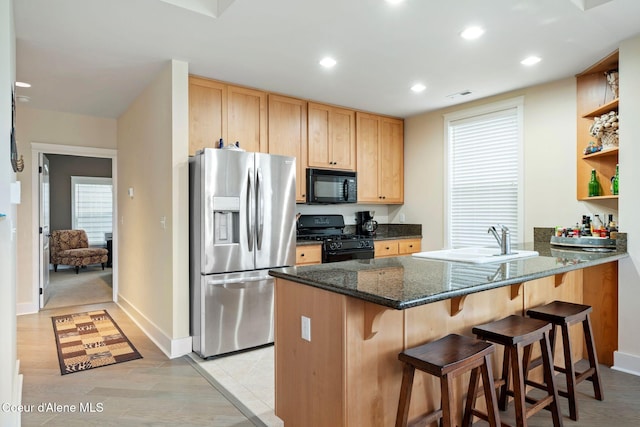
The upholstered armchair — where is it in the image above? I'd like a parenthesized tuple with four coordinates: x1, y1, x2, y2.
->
(50, 230, 109, 274)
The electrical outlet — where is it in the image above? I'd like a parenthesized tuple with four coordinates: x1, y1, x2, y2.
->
(399, 213, 406, 223)
(301, 316, 311, 342)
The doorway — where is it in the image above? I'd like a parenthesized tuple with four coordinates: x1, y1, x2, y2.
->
(32, 143, 118, 311)
(46, 155, 113, 309)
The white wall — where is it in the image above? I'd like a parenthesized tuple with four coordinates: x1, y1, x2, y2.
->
(396, 76, 618, 251)
(1, 1, 20, 425)
(14, 107, 117, 313)
(615, 35, 640, 375)
(117, 60, 191, 357)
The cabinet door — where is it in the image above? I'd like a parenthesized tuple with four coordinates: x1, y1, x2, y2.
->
(330, 107, 356, 170)
(374, 240, 399, 258)
(308, 103, 356, 171)
(295, 245, 322, 265)
(268, 95, 308, 202)
(227, 85, 267, 153)
(356, 112, 381, 203)
(307, 102, 331, 168)
(189, 77, 227, 155)
(378, 117, 404, 204)
(398, 238, 421, 255)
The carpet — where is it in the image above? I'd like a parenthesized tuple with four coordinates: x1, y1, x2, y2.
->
(51, 309, 142, 375)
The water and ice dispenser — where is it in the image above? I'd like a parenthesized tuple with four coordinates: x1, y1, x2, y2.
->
(212, 196, 240, 245)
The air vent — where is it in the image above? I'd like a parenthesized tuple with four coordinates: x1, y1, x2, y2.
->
(158, 0, 235, 18)
(569, 0, 613, 11)
(446, 90, 473, 99)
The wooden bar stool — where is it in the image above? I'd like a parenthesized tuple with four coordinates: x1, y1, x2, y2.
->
(472, 315, 563, 427)
(395, 333, 501, 427)
(526, 301, 604, 421)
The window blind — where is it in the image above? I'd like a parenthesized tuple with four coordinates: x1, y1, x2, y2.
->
(71, 176, 113, 245)
(447, 106, 520, 248)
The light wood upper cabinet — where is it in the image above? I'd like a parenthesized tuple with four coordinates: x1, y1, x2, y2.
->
(307, 102, 356, 171)
(188, 76, 267, 155)
(189, 77, 226, 155)
(268, 94, 308, 202)
(356, 112, 404, 204)
(227, 85, 267, 153)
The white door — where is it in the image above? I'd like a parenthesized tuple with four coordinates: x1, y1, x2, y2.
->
(39, 153, 51, 308)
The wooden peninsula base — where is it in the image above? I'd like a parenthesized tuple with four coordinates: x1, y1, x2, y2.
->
(274, 263, 618, 427)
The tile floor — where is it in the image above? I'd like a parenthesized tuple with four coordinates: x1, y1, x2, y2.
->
(188, 346, 283, 427)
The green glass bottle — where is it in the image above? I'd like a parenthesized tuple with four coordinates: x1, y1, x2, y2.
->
(612, 164, 619, 195)
(588, 169, 600, 197)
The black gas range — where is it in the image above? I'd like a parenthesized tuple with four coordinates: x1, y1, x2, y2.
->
(297, 214, 375, 263)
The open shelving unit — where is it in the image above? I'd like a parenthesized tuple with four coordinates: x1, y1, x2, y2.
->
(576, 50, 619, 201)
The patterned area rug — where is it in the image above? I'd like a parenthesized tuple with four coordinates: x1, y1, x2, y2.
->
(51, 309, 142, 375)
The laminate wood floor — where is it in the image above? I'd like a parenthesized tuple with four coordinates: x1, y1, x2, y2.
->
(17, 302, 253, 427)
(478, 359, 640, 426)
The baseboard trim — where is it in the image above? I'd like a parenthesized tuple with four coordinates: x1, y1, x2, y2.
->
(612, 351, 640, 377)
(13, 360, 23, 427)
(116, 295, 192, 359)
(16, 302, 38, 316)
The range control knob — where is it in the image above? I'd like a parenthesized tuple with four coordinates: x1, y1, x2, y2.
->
(329, 242, 342, 250)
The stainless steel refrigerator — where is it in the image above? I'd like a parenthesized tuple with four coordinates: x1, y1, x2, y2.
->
(189, 148, 296, 358)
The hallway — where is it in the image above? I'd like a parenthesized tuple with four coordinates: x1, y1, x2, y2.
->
(17, 302, 253, 426)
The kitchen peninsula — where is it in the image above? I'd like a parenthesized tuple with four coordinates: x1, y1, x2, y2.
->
(269, 240, 626, 426)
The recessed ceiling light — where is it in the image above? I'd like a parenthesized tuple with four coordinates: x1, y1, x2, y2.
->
(385, 0, 404, 5)
(521, 56, 542, 66)
(319, 57, 337, 68)
(460, 26, 485, 40)
(16, 81, 31, 88)
(410, 83, 426, 93)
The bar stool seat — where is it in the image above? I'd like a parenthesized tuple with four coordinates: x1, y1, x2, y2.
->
(472, 315, 563, 427)
(526, 301, 604, 421)
(396, 333, 501, 427)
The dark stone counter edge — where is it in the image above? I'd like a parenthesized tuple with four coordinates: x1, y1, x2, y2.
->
(296, 235, 423, 246)
(269, 252, 628, 311)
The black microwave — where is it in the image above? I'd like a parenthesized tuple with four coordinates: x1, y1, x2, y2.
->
(306, 168, 357, 204)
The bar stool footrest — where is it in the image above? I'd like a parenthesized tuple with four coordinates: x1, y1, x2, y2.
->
(408, 409, 442, 427)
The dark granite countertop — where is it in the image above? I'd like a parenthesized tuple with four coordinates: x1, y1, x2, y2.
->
(270, 241, 628, 310)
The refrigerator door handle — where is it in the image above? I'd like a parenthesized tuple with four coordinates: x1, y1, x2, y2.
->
(247, 168, 254, 251)
(256, 167, 264, 250)
(207, 276, 271, 286)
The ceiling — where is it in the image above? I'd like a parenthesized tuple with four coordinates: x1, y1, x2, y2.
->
(13, 0, 640, 119)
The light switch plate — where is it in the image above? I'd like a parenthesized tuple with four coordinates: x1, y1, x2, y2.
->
(301, 316, 311, 342)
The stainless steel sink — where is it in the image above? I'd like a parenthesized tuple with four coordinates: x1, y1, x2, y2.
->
(412, 247, 539, 264)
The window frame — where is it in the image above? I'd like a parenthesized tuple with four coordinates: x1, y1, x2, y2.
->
(443, 96, 524, 248)
(70, 176, 113, 246)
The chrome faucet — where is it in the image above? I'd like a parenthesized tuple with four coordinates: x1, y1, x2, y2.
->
(488, 224, 512, 255)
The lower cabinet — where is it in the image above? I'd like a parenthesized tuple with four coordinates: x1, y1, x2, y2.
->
(295, 245, 322, 266)
(374, 238, 421, 258)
